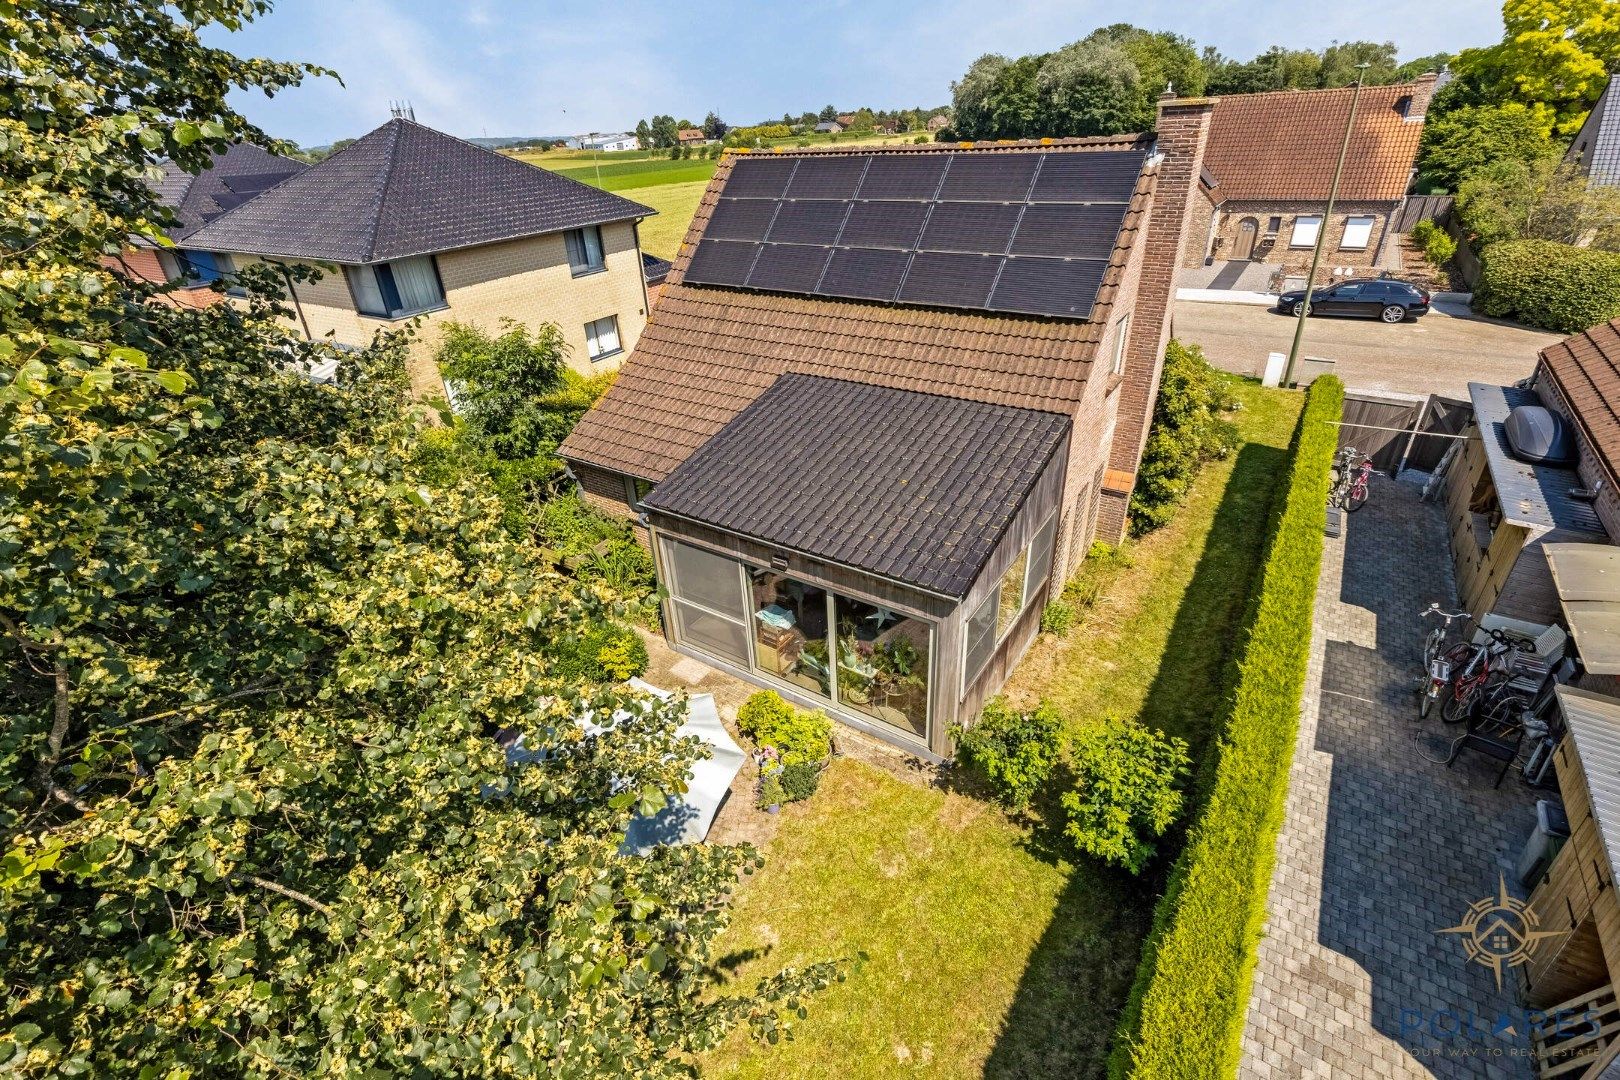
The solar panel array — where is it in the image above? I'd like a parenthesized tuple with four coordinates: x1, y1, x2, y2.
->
(683, 149, 1145, 320)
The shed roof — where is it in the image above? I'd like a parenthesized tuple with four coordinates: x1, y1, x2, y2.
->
(1202, 80, 1429, 203)
(1557, 685, 1620, 880)
(1545, 543, 1620, 675)
(1538, 318, 1620, 489)
(152, 143, 308, 242)
(1468, 382, 1606, 535)
(641, 373, 1069, 597)
(559, 136, 1155, 481)
(182, 119, 652, 263)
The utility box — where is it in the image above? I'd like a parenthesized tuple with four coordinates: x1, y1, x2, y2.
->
(1293, 356, 1337, 388)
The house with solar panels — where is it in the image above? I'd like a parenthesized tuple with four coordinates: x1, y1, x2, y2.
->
(560, 93, 1218, 759)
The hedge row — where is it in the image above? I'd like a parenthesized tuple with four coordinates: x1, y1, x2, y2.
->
(1474, 238, 1620, 334)
(1108, 375, 1344, 1079)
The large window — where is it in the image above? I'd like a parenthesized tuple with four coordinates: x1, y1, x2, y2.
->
(585, 315, 622, 361)
(347, 255, 444, 319)
(749, 570, 832, 701)
(963, 515, 1058, 689)
(566, 226, 606, 275)
(662, 540, 748, 665)
(1340, 216, 1375, 250)
(1289, 216, 1322, 249)
(835, 595, 929, 739)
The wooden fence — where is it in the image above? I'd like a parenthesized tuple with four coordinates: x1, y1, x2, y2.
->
(1392, 194, 1455, 233)
(1336, 389, 1473, 475)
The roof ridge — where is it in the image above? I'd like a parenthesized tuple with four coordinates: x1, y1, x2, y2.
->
(1220, 78, 1432, 102)
(361, 121, 411, 263)
(737, 133, 1151, 158)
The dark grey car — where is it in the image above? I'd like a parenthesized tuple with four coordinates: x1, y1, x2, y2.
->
(1277, 278, 1432, 323)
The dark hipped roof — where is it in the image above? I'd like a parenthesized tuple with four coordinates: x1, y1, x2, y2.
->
(642, 374, 1070, 596)
(182, 119, 653, 263)
(1539, 318, 1620, 487)
(1203, 80, 1430, 202)
(153, 143, 308, 242)
(641, 251, 672, 285)
(560, 136, 1155, 481)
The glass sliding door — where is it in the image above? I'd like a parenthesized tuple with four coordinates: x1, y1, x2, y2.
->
(662, 539, 748, 666)
(747, 569, 832, 701)
(833, 595, 930, 740)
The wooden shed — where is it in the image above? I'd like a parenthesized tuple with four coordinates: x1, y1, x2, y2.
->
(1443, 383, 1607, 626)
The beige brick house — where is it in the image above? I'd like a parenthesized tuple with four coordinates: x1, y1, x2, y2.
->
(558, 95, 1216, 758)
(181, 119, 657, 398)
(1188, 76, 1437, 272)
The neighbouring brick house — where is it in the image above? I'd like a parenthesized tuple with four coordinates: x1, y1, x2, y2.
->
(678, 128, 708, 146)
(179, 119, 657, 399)
(112, 142, 308, 309)
(1187, 76, 1437, 271)
(559, 94, 1217, 757)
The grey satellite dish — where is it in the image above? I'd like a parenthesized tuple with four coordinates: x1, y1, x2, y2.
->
(1504, 405, 1577, 465)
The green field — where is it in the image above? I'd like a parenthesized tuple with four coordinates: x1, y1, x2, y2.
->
(627, 181, 709, 261)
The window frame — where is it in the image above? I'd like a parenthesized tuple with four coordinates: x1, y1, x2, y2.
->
(624, 475, 654, 511)
(1340, 215, 1376, 251)
(566, 225, 607, 277)
(1111, 312, 1131, 377)
(1289, 215, 1323, 249)
(960, 511, 1059, 693)
(585, 314, 623, 362)
(345, 255, 447, 320)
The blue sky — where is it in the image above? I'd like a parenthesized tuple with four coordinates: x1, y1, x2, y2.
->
(209, 0, 1505, 147)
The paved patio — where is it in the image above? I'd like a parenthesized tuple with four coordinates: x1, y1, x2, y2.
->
(1241, 476, 1543, 1079)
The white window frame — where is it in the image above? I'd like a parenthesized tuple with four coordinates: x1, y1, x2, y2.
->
(1112, 313, 1131, 376)
(566, 226, 606, 276)
(624, 475, 654, 511)
(1340, 216, 1376, 251)
(1289, 216, 1323, 249)
(585, 314, 622, 362)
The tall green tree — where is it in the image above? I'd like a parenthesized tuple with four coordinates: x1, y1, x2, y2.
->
(1450, 0, 1620, 135)
(0, 1, 839, 1075)
(635, 118, 652, 148)
(1205, 45, 1323, 94)
(1318, 40, 1400, 86)
(702, 111, 728, 139)
(648, 114, 680, 147)
(818, 104, 838, 123)
(1035, 39, 1144, 136)
(1396, 51, 1454, 80)
(1416, 102, 1558, 191)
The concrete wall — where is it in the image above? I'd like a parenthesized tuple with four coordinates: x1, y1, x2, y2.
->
(239, 220, 649, 401)
(1188, 200, 1401, 270)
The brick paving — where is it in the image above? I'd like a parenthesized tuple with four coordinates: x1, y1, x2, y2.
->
(1240, 476, 1542, 1079)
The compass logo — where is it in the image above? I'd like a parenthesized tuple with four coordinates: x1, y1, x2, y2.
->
(1436, 874, 1564, 991)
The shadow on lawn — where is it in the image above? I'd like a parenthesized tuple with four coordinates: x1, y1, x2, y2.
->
(983, 437, 1295, 1078)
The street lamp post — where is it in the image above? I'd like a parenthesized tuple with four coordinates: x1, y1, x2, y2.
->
(1282, 63, 1370, 389)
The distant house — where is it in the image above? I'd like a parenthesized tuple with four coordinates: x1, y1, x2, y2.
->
(181, 119, 657, 399)
(813, 121, 843, 134)
(873, 119, 899, 134)
(1188, 75, 1439, 269)
(835, 113, 856, 127)
(583, 132, 640, 153)
(926, 114, 951, 132)
(559, 96, 1221, 759)
(677, 128, 708, 145)
(1567, 74, 1620, 186)
(115, 143, 307, 309)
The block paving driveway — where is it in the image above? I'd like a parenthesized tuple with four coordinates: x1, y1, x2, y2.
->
(1241, 477, 1543, 1078)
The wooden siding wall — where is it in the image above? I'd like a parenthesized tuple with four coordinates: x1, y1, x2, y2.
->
(1528, 736, 1620, 1008)
(1445, 433, 1525, 621)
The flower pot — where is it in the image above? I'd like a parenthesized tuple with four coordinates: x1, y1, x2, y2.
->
(766, 804, 780, 814)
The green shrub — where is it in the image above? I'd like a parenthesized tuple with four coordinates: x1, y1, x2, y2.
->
(547, 621, 647, 684)
(1410, 218, 1456, 267)
(1475, 239, 1620, 333)
(1109, 376, 1343, 1079)
(913, 133, 929, 144)
(1129, 340, 1238, 536)
(1040, 600, 1075, 636)
(951, 698, 1061, 812)
(779, 761, 823, 803)
(757, 772, 785, 810)
(536, 495, 656, 598)
(737, 691, 832, 766)
(1062, 724, 1189, 874)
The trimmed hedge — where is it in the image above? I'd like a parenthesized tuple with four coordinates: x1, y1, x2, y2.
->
(1474, 239, 1620, 334)
(1108, 376, 1343, 1079)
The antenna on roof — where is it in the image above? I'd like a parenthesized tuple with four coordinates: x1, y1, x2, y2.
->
(389, 100, 416, 122)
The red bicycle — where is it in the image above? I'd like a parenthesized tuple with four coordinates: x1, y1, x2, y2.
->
(1330, 447, 1373, 513)
(1440, 627, 1527, 723)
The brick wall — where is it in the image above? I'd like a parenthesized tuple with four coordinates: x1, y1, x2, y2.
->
(1098, 94, 1217, 544)
(237, 220, 650, 401)
(571, 461, 651, 550)
(1190, 200, 1401, 269)
(105, 246, 225, 310)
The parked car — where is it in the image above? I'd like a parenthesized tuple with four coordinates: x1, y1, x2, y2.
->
(1277, 278, 1431, 323)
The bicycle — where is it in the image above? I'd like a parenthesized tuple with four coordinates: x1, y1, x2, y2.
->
(1418, 603, 1472, 719)
(1329, 447, 1374, 513)
(1440, 628, 1530, 724)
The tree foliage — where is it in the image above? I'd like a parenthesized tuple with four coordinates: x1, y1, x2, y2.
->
(1129, 341, 1238, 536)
(1062, 723, 1189, 875)
(951, 699, 1061, 813)
(1203, 40, 1405, 95)
(1416, 102, 1558, 191)
(1, 1, 838, 1074)
(1475, 239, 1620, 333)
(1457, 157, 1620, 250)
(1449, 0, 1620, 136)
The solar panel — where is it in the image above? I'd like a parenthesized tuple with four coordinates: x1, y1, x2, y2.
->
(1010, 204, 1130, 258)
(748, 244, 833, 293)
(819, 247, 909, 302)
(786, 156, 864, 199)
(897, 252, 1000, 309)
(918, 202, 1021, 254)
(937, 153, 1042, 201)
(855, 155, 949, 200)
(839, 201, 928, 249)
(706, 197, 778, 242)
(684, 146, 1143, 319)
(684, 239, 760, 287)
(989, 257, 1109, 318)
(766, 200, 848, 245)
(725, 156, 797, 198)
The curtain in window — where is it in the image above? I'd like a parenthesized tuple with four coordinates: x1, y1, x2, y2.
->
(567, 227, 604, 272)
(586, 316, 620, 359)
(388, 256, 442, 312)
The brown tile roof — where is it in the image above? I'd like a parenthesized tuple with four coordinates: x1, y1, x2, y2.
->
(1539, 319, 1620, 486)
(559, 136, 1156, 481)
(1202, 81, 1427, 203)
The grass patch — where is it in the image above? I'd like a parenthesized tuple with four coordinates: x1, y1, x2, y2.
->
(1111, 376, 1343, 1079)
(627, 181, 709, 261)
(512, 151, 718, 191)
(701, 379, 1302, 1079)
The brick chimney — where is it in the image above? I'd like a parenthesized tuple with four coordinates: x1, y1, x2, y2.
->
(1095, 90, 1217, 543)
(1404, 72, 1440, 122)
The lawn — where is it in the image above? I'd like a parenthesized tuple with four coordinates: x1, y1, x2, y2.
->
(509, 150, 718, 191)
(701, 377, 1304, 1079)
(626, 181, 708, 261)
